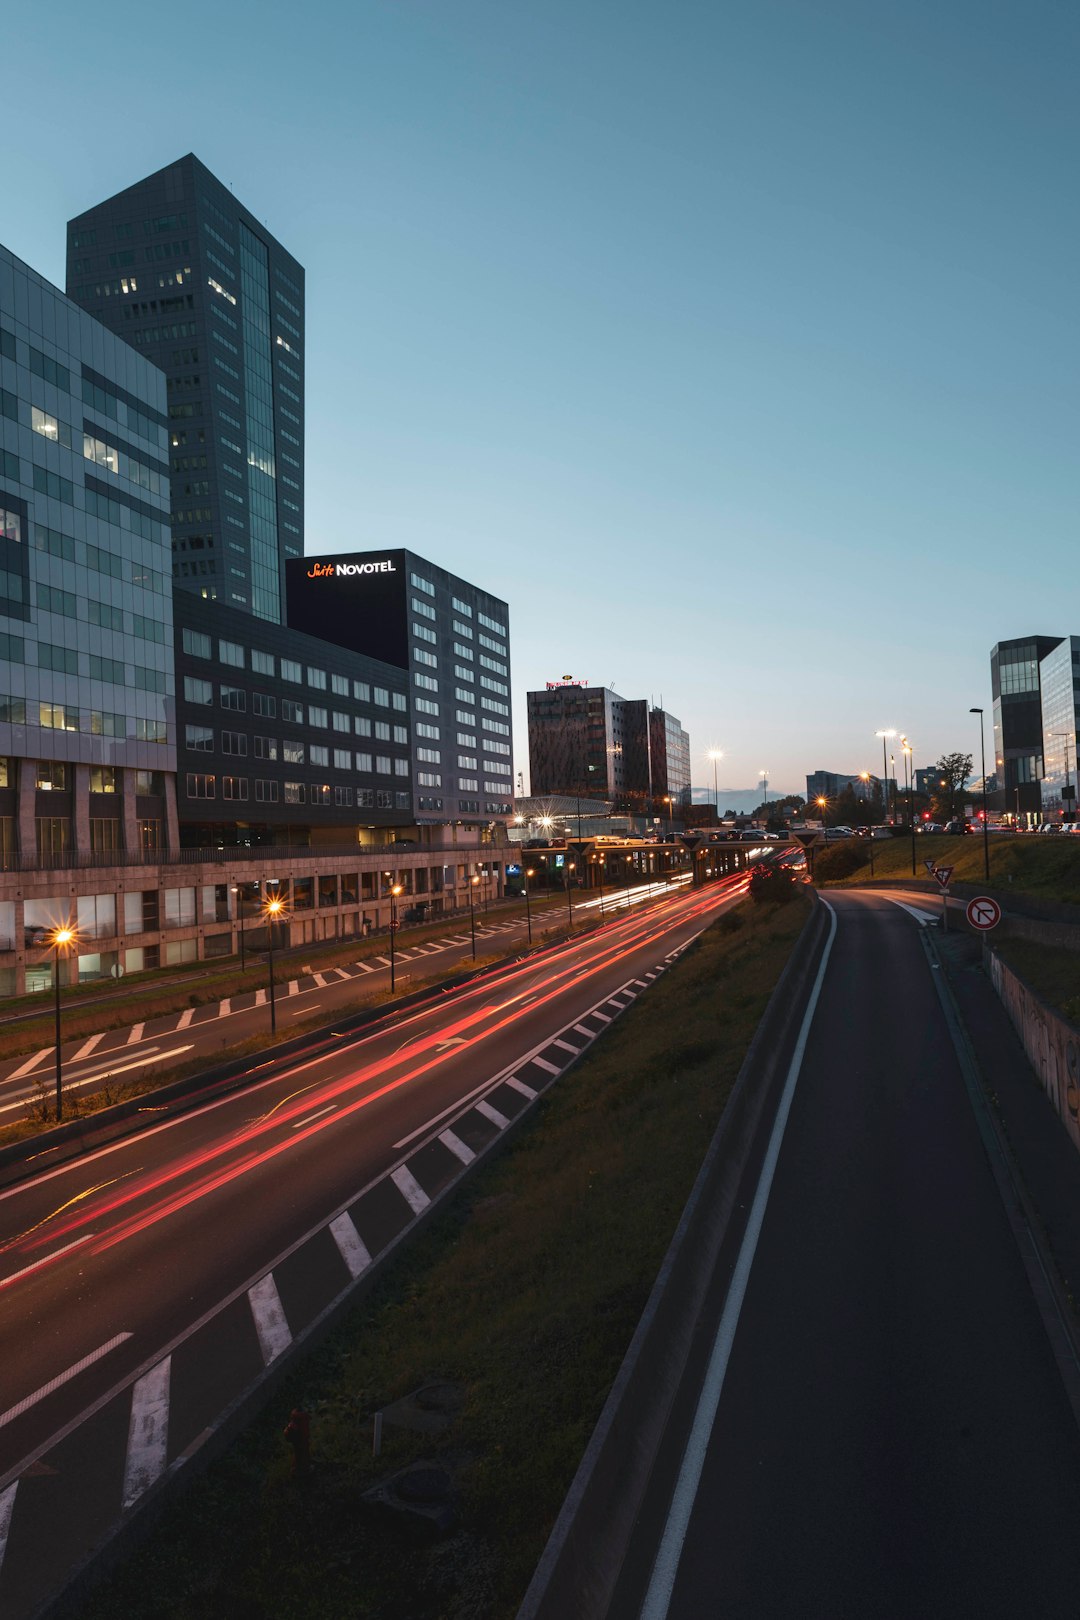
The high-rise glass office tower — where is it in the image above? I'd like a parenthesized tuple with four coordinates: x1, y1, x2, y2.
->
(66, 155, 304, 624)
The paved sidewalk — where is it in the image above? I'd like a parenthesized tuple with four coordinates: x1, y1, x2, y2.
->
(937, 931, 1080, 1315)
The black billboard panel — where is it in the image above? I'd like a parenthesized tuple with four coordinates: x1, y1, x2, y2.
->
(285, 550, 409, 668)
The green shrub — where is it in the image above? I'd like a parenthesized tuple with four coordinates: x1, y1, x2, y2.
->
(748, 866, 798, 905)
(813, 838, 870, 881)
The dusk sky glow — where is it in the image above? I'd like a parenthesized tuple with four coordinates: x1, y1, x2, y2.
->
(9, 0, 1077, 801)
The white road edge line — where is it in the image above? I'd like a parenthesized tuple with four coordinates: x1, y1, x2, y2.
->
(0, 1332, 133, 1430)
(122, 1356, 171, 1510)
(639, 899, 839, 1620)
(329, 1212, 372, 1279)
(248, 1275, 292, 1365)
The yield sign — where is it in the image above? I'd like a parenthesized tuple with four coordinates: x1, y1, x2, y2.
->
(924, 860, 936, 877)
(934, 866, 954, 890)
(966, 895, 1002, 930)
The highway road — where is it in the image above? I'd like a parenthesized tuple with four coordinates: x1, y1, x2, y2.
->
(0, 869, 746, 1618)
(614, 888, 1080, 1620)
(0, 880, 688, 1122)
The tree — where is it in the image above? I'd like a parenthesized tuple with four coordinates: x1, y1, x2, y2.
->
(930, 753, 973, 821)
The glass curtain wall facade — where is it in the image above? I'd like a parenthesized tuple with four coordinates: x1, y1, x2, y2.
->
(1038, 637, 1080, 821)
(66, 154, 304, 625)
(0, 239, 175, 867)
(990, 636, 1062, 819)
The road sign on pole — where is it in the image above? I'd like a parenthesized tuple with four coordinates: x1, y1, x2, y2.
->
(924, 860, 936, 877)
(933, 866, 954, 890)
(965, 895, 1002, 931)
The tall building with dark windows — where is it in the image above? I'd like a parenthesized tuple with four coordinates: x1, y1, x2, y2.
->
(66, 155, 304, 624)
(527, 684, 691, 813)
(990, 636, 1063, 820)
(287, 550, 514, 829)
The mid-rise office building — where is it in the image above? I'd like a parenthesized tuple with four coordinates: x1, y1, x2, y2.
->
(1035, 637, 1080, 821)
(990, 635, 1063, 819)
(527, 683, 690, 812)
(287, 549, 514, 828)
(67, 154, 304, 624)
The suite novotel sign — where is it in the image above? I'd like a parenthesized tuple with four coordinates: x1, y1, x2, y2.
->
(306, 559, 397, 578)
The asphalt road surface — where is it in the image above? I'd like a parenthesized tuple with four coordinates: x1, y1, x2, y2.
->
(615, 888, 1080, 1620)
(0, 871, 745, 1618)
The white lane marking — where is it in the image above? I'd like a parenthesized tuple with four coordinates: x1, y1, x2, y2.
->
(7, 1049, 51, 1081)
(288, 979, 299, 996)
(292, 1105, 335, 1129)
(218, 998, 231, 1018)
(291, 1005, 322, 1017)
(573, 1024, 596, 1040)
(0, 1480, 17, 1577)
(592, 1011, 612, 1025)
(376, 956, 392, 967)
(552, 1038, 580, 1055)
(248, 1275, 292, 1365)
(312, 973, 326, 988)
(72, 1033, 105, 1062)
(0, 1048, 192, 1119)
(639, 900, 839, 1620)
(476, 1098, 511, 1129)
(505, 1076, 538, 1100)
(439, 1128, 476, 1165)
(176, 1008, 195, 1030)
(0, 1333, 133, 1429)
(0, 1235, 96, 1291)
(533, 1057, 561, 1076)
(436, 1037, 466, 1052)
(329, 1212, 372, 1278)
(122, 1357, 171, 1509)
(127, 1023, 145, 1046)
(391, 1165, 431, 1214)
(357, 961, 375, 974)
(877, 895, 938, 925)
(254, 988, 267, 1007)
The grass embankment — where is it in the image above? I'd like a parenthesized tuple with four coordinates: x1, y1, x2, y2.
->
(77, 891, 811, 1620)
(0, 897, 569, 1063)
(992, 939, 1080, 1026)
(816, 832, 1080, 905)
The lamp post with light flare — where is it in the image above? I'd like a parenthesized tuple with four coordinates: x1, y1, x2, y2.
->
(875, 730, 896, 822)
(566, 861, 576, 926)
(524, 867, 534, 944)
(264, 892, 285, 1035)
(52, 923, 75, 1121)
(468, 874, 480, 958)
(971, 708, 991, 880)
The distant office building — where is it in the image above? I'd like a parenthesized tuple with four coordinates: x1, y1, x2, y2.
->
(67, 154, 304, 624)
(527, 682, 690, 812)
(805, 771, 884, 804)
(287, 550, 513, 827)
(1036, 637, 1080, 821)
(990, 635, 1064, 819)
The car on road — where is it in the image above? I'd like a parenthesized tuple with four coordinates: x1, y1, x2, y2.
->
(943, 820, 972, 835)
(918, 823, 946, 834)
(1037, 822, 1064, 834)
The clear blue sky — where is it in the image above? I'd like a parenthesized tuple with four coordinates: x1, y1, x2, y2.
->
(9, 0, 1078, 801)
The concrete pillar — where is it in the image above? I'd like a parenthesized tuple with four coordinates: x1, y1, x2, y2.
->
(122, 768, 139, 852)
(163, 773, 179, 855)
(73, 764, 90, 854)
(17, 759, 35, 858)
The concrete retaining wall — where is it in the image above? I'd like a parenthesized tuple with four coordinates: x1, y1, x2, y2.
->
(987, 946, 1080, 1155)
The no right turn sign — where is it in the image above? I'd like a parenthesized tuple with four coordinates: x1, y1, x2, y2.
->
(966, 896, 1002, 931)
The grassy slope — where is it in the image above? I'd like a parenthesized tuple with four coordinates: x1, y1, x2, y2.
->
(77, 892, 810, 1620)
(819, 832, 1080, 905)
(993, 938, 1080, 1024)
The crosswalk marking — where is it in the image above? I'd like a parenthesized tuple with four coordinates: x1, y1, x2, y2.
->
(533, 1056, 561, 1076)
(357, 961, 375, 973)
(176, 1008, 194, 1030)
(254, 988, 267, 1007)
(552, 1038, 579, 1055)
(476, 1098, 511, 1129)
(391, 1165, 430, 1214)
(329, 1212, 372, 1278)
(573, 1023, 595, 1040)
(505, 1075, 538, 1100)
(376, 956, 391, 967)
(288, 980, 299, 996)
(0, 1480, 17, 1579)
(122, 1357, 171, 1510)
(72, 1033, 105, 1062)
(439, 1128, 476, 1165)
(248, 1275, 292, 1365)
(311, 973, 326, 988)
(127, 1023, 145, 1045)
(218, 998, 230, 1018)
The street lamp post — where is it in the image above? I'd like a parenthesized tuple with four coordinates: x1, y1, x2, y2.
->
(524, 867, 534, 944)
(566, 860, 575, 927)
(875, 730, 896, 822)
(264, 894, 284, 1035)
(1052, 730, 1075, 828)
(231, 884, 248, 971)
(52, 923, 75, 1121)
(970, 707, 992, 879)
(902, 739, 916, 876)
(389, 883, 403, 991)
(859, 773, 875, 877)
(708, 748, 723, 825)
(469, 874, 480, 958)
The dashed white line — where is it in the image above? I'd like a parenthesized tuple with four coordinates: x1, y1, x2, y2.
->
(439, 1128, 476, 1165)
(311, 973, 326, 988)
(122, 1357, 171, 1509)
(391, 1165, 431, 1214)
(248, 1275, 292, 1365)
(0, 1234, 95, 1290)
(291, 1105, 335, 1128)
(329, 1212, 372, 1278)
(505, 1076, 538, 1100)
(532, 1057, 561, 1076)
(592, 1011, 612, 1025)
(476, 1098, 511, 1129)
(176, 1008, 195, 1030)
(0, 1332, 133, 1429)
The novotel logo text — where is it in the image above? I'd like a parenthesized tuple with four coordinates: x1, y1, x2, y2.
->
(306, 560, 397, 579)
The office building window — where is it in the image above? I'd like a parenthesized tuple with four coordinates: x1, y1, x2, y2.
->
(220, 685, 246, 712)
(186, 773, 215, 798)
(310, 745, 329, 767)
(251, 649, 274, 676)
(353, 680, 370, 702)
(282, 698, 303, 723)
(308, 705, 327, 727)
(411, 573, 434, 595)
(253, 691, 277, 718)
(185, 725, 214, 752)
(182, 628, 211, 657)
(219, 639, 245, 668)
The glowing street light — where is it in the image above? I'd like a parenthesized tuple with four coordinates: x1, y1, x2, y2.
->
(264, 891, 285, 1034)
(51, 923, 75, 1121)
(389, 883, 404, 991)
(524, 867, 535, 945)
(566, 860, 576, 927)
(469, 874, 480, 959)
